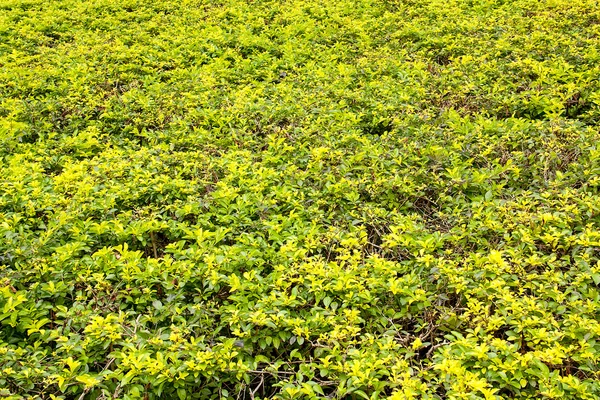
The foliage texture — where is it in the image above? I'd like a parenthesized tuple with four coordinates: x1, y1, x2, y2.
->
(1, 0, 600, 398)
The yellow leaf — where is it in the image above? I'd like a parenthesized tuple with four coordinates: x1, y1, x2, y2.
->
(75, 374, 100, 389)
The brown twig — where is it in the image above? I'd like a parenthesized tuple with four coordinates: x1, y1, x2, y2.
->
(149, 231, 158, 258)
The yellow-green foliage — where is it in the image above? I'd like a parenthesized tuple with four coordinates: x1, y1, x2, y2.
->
(1, 0, 600, 398)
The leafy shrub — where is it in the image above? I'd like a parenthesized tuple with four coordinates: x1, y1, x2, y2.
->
(1, 0, 600, 398)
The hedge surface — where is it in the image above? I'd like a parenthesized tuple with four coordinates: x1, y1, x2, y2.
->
(1, 0, 600, 398)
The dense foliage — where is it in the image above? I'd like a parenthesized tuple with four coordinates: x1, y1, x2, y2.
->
(1, 0, 600, 398)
